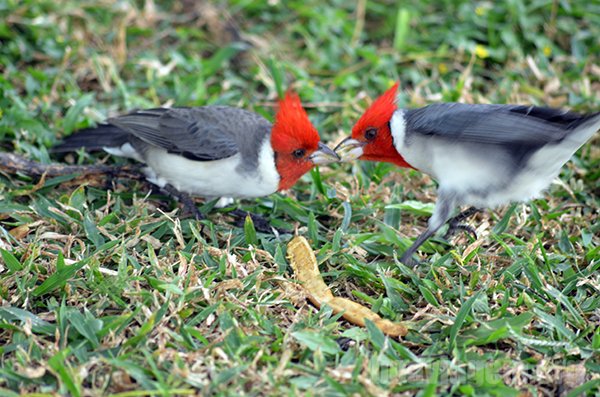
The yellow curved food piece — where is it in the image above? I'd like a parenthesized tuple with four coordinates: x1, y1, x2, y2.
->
(287, 236, 408, 337)
(287, 236, 334, 302)
(326, 298, 407, 337)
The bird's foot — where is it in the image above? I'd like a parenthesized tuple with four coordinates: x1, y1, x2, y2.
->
(154, 185, 288, 234)
(184, 201, 205, 221)
(444, 223, 477, 240)
(161, 184, 205, 220)
(229, 209, 288, 235)
(399, 252, 421, 268)
(444, 207, 480, 240)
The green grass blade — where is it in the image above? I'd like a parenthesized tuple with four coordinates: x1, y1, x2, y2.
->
(0, 249, 23, 272)
(393, 8, 411, 52)
(448, 288, 485, 353)
(32, 255, 88, 297)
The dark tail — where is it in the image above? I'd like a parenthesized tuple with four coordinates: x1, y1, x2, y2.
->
(51, 124, 130, 153)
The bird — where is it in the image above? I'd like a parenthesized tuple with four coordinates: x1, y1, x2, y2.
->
(53, 91, 339, 222)
(335, 82, 600, 265)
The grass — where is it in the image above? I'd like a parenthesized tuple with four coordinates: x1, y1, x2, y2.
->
(0, 0, 599, 395)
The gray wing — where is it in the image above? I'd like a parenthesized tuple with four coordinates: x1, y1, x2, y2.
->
(405, 103, 592, 146)
(107, 106, 272, 161)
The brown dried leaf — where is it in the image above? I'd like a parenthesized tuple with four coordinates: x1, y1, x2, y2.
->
(558, 364, 586, 396)
(9, 225, 30, 240)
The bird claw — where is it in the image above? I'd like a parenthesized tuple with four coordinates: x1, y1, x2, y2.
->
(186, 204, 206, 221)
(155, 185, 288, 235)
(444, 223, 477, 240)
(229, 209, 288, 235)
(159, 184, 205, 220)
(444, 207, 480, 240)
(399, 252, 421, 267)
(176, 194, 205, 221)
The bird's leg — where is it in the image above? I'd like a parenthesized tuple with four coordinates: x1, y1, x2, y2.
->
(161, 184, 205, 220)
(444, 206, 480, 240)
(204, 196, 281, 234)
(400, 191, 456, 267)
(228, 208, 287, 234)
(149, 185, 285, 234)
(400, 227, 441, 267)
(153, 187, 284, 234)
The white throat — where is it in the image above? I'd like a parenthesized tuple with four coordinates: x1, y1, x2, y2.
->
(390, 110, 407, 153)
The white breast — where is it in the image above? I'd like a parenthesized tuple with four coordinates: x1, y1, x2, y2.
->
(390, 110, 596, 208)
(140, 141, 280, 199)
(403, 137, 518, 207)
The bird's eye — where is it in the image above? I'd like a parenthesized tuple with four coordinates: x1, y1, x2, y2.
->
(365, 128, 377, 141)
(292, 148, 306, 159)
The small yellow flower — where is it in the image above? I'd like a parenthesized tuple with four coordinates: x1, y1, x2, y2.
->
(475, 6, 486, 16)
(543, 45, 552, 57)
(388, 79, 396, 88)
(475, 44, 489, 59)
(438, 63, 448, 74)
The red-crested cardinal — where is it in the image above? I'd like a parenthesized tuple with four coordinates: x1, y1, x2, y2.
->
(336, 83, 599, 265)
(53, 92, 339, 218)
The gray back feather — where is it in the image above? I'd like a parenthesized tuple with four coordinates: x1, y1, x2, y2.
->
(405, 103, 595, 146)
(108, 107, 272, 168)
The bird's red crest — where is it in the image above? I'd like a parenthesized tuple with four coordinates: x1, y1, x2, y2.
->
(271, 91, 320, 153)
(349, 82, 412, 168)
(271, 91, 321, 190)
(352, 82, 399, 139)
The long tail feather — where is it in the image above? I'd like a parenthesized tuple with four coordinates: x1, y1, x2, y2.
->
(51, 124, 130, 153)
